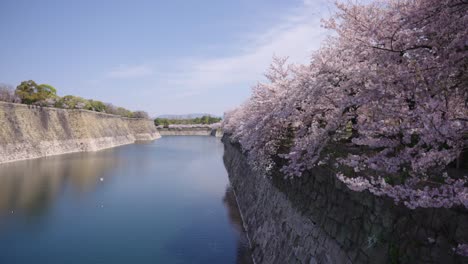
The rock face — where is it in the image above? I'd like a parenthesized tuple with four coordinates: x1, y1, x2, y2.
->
(222, 135, 468, 264)
(0, 102, 161, 164)
(210, 128, 224, 138)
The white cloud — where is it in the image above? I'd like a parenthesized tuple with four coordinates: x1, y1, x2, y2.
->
(106, 64, 153, 79)
(94, 0, 336, 114)
(160, 0, 334, 98)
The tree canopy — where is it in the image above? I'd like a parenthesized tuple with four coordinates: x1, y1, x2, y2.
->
(15, 80, 57, 105)
(223, 0, 467, 212)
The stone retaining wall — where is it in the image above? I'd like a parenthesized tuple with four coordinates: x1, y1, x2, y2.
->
(159, 127, 223, 137)
(222, 135, 468, 264)
(0, 102, 160, 164)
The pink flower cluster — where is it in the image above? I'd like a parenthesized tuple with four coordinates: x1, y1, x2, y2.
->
(222, 0, 467, 209)
(336, 172, 468, 209)
(455, 244, 468, 257)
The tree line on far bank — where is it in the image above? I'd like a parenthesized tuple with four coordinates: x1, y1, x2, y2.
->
(154, 116, 221, 127)
(0, 80, 149, 118)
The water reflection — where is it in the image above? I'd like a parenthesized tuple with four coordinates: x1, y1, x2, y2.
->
(0, 137, 253, 264)
(0, 150, 119, 217)
(223, 186, 254, 264)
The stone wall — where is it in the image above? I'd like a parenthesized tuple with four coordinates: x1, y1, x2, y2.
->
(0, 102, 160, 164)
(222, 135, 468, 264)
(210, 128, 224, 138)
(159, 127, 223, 137)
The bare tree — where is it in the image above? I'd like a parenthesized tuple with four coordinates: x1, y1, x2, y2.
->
(0, 84, 20, 103)
(133, 111, 149, 119)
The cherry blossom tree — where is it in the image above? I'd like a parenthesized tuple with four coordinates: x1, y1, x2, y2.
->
(222, 0, 467, 212)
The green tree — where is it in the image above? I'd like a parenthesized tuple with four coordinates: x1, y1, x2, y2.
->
(116, 107, 133, 118)
(57, 95, 89, 109)
(86, 100, 106, 112)
(154, 118, 168, 126)
(15, 80, 57, 105)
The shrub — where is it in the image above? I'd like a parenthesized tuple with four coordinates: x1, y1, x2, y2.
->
(133, 111, 149, 119)
(86, 100, 106, 112)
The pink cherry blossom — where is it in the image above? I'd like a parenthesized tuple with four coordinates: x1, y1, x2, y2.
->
(222, 0, 467, 210)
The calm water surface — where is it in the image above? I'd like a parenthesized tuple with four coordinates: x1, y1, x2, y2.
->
(0, 136, 252, 264)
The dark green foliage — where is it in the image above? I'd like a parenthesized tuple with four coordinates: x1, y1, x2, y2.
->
(86, 100, 106, 112)
(154, 115, 221, 126)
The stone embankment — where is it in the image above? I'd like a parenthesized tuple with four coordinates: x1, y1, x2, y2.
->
(0, 102, 160, 164)
(158, 125, 223, 137)
(222, 135, 468, 264)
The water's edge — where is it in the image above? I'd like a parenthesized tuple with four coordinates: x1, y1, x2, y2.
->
(230, 186, 258, 264)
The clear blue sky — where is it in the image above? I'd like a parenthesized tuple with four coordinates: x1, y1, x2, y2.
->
(0, 0, 334, 116)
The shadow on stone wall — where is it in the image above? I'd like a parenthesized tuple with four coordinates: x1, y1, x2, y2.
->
(223, 186, 254, 264)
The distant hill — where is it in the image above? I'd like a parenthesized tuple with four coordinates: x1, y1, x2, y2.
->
(157, 113, 221, 119)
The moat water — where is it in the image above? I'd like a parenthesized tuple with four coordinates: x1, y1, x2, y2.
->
(0, 136, 252, 264)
